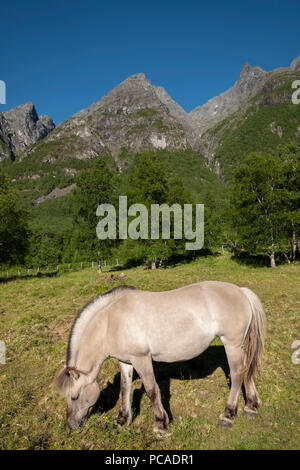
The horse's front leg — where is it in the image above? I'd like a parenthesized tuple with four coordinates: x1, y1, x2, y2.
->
(131, 355, 169, 435)
(116, 361, 133, 427)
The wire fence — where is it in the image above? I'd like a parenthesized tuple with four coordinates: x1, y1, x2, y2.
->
(0, 259, 123, 281)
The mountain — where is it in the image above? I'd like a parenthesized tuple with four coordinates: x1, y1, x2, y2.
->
(29, 73, 190, 168)
(2, 54, 300, 168)
(198, 65, 300, 181)
(0, 53, 299, 251)
(0, 102, 55, 161)
(189, 63, 268, 138)
(189, 55, 300, 140)
(1, 54, 300, 203)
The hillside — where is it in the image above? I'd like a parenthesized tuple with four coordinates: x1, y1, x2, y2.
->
(1, 55, 300, 238)
(198, 69, 300, 181)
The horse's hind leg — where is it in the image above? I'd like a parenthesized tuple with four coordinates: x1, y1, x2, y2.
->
(219, 340, 245, 427)
(131, 355, 169, 434)
(243, 358, 262, 419)
(116, 362, 133, 427)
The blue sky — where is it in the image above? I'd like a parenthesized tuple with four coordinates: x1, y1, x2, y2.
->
(0, 0, 299, 124)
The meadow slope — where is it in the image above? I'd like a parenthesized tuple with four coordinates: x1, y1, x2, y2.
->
(0, 254, 299, 450)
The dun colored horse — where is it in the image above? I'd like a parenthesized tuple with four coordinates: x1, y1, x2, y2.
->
(57, 282, 266, 433)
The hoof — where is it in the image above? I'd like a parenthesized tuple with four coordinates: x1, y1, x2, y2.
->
(153, 426, 171, 437)
(115, 413, 132, 427)
(243, 406, 258, 419)
(219, 413, 234, 428)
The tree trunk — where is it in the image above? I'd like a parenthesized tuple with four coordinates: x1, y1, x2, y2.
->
(151, 258, 156, 270)
(97, 247, 102, 274)
(291, 230, 297, 262)
(158, 258, 163, 269)
(270, 252, 276, 268)
(284, 253, 291, 264)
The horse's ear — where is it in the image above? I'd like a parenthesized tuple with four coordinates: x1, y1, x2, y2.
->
(67, 369, 80, 380)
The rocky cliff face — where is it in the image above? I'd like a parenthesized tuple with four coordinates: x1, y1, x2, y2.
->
(290, 55, 300, 71)
(0, 102, 55, 161)
(189, 55, 300, 142)
(197, 66, 300, 181)
(189, 63, 268, 139)
(39, 73, 190, 164)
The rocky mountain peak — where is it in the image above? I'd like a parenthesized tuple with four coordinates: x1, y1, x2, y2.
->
(43, 72, 190, 161)
(240, 62, 252, 74)
(235, 62, 267, 96)
(188, 61, 268, 138)
(124, 73, 147, 81)
(290, 54, 300, 71)
(0, 102, 55, 159)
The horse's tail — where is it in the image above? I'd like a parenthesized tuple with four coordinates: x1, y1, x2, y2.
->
(240, 287, 266, 383)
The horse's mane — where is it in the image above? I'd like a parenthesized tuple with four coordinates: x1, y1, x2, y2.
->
(66, 285, 136, 366)
(57, 285, 136, 394)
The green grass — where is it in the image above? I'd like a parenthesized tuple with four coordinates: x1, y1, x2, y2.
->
(0, 253, 299, 449)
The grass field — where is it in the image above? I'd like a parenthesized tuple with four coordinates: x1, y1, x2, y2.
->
(0, 253, 299, 450)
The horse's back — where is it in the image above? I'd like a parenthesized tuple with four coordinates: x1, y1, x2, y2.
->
(105, 281, 252, 363)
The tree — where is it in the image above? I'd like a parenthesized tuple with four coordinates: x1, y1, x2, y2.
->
(202, 190, 229, 252)
(229, 152, 288, 267)
(276, 141, 300, 262)
(128, 151, 168, 269)
(72, 158, 117, 268)
(0, 169, 29, 265)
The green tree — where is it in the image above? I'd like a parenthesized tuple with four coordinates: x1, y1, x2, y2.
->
(276, 141, 300, 262)
(229, 152, 288, 267)
(0, 169, 29, 265)
(72, 158, 117, 268)
(128, 151, 168, 269)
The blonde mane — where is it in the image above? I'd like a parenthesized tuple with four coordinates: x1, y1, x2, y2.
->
(66, 285, 136, 367)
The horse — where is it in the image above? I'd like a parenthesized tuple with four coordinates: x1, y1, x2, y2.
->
(57, 282, 266, 433)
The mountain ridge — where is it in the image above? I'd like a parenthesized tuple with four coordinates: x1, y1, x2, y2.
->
(0, 54, 299, 172)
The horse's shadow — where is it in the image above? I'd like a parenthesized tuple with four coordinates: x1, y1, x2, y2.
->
(93, 345, 231, 423)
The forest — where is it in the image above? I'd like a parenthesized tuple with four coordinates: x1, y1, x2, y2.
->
(1, 140, 299, 270)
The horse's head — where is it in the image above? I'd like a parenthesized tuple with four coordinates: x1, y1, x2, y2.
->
(57, 364, 100, 430)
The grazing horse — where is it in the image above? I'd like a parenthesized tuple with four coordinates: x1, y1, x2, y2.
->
(57, 282, 266, 433)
